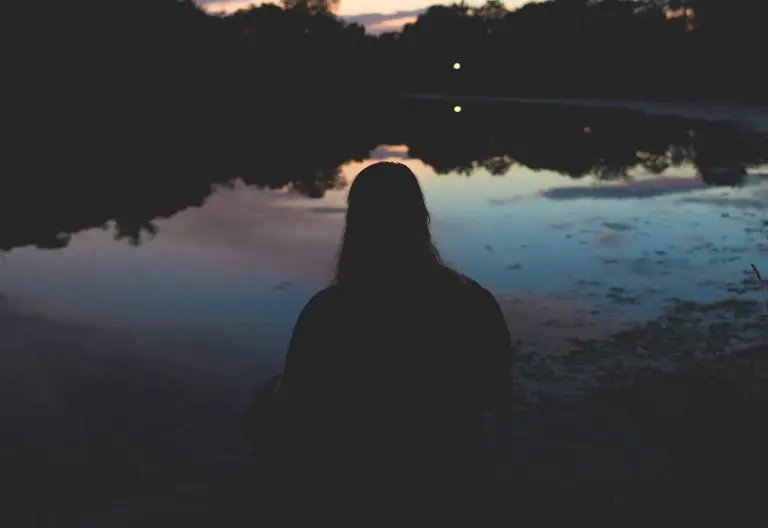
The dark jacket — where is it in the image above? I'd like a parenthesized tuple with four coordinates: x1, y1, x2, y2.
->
(263, 264, 515, 524)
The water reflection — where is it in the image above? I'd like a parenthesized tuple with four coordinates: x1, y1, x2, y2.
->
(541, 173, 768, 201)
(2, 106, 768, 518)
(1, 102, 767, 399)
(1, 101, 765, 252)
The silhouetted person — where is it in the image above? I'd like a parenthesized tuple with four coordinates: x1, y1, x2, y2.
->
(258, 162, 515, 527)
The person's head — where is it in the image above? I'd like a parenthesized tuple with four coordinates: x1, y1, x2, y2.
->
(333, 162, 443, 286)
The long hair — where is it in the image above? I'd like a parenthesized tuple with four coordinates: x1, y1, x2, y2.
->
(333, 162, 444, 286)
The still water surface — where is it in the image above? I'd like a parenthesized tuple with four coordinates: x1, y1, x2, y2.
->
(1, 103, 767, 402)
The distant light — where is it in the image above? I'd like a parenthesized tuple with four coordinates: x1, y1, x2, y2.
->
(583, 126, 592, 134)
(453, 62, 461, 70)
(688, 129, 696, 137)
(453, 105, 462, 113)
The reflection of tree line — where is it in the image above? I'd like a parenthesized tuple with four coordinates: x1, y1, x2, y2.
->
(0, 135, 373, 252)
(398, 101, 767, 185)
(1, 101, 765, 252)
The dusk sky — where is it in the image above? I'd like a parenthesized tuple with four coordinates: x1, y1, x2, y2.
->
(197, 1, 543, 34)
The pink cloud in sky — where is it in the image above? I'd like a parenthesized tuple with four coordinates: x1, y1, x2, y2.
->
(196, 1, 540, 33)
(346, 11, 422, 34)
(196, 1, 423, 33)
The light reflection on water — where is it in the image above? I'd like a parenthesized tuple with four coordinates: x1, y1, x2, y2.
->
(3, 102, 768, 528)
(1, 152, 766, 395)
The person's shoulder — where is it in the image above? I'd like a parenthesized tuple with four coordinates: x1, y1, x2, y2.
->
(293, 286, 348, 326)
(303, 286, 343, 311)
(435, 266, 487, 292)
(446, 270, 498, 304)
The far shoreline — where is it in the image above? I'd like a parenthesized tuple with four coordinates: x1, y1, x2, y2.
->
(407, 94, 768, 134)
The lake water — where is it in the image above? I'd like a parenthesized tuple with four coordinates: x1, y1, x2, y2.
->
(1, 101, 768, 406)
(3, 100, 768, 523)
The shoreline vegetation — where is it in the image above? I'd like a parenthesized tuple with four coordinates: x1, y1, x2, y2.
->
(4, 0, 768, 159)
(2, 303, 766, 524)
(410, 94, 768, 134)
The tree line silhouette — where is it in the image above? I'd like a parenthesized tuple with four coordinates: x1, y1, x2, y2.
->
(2, 100, 765, 253)
(396, 0, 768, 102)
(3, 0, 767, 160)
(2, 0, 766, 251)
